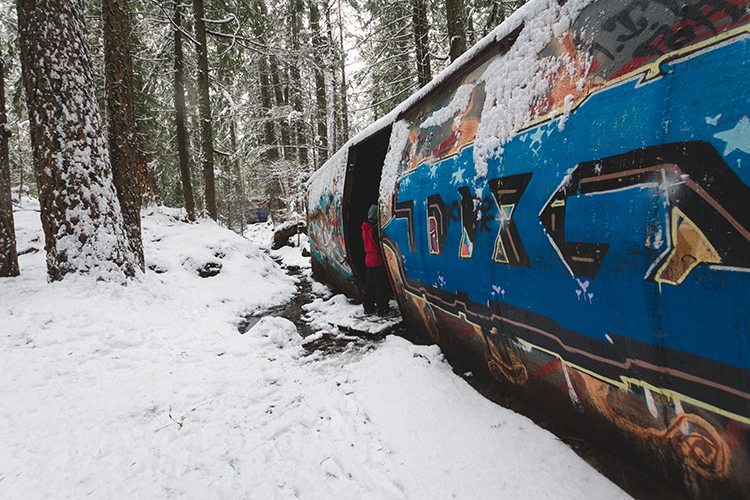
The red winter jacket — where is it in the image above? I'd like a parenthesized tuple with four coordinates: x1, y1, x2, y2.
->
(362, 221, 384, 267)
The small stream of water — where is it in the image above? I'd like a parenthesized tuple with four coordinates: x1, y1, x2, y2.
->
(237, 260, 316, 337)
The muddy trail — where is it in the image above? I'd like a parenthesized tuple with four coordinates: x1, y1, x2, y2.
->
(237, 256, 408, 353)
(239, 252, 685, 500)
(237, 261, 317, 338)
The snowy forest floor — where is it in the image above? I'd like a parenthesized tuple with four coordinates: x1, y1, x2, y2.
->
(1, 200, 679, 499)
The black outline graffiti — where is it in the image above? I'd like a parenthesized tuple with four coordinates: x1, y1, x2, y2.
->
(539, 190, 610, 279)
(540, 141, 750, 280)
(488, 173, 533, 268)
(395, 200, 416, 253)
(458, 186, 479, 259)
(427, 194, 449, 255)
(457, 188, 496, 259)
(582, 0, 750, 81)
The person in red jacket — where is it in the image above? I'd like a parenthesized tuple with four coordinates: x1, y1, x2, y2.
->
(362, 204, 391, 316)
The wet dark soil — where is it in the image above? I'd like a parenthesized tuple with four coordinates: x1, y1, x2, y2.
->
(238, 255, 402, 347)
(237, 261, 317, 337)
(299, 332, 383, 357)
(239, 255, 687, 500)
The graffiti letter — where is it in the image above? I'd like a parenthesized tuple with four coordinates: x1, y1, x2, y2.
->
(395, 200, 416, 253)
(458, 186, 478, 259)
(427, 194, 449, 255)
(489, 173, 533, 268)
(540, 142, 750, 282)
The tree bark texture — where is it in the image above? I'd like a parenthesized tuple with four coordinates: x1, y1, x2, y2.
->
(270, 57, 292, 161)
(17, 0, 137, 281)
(136, 134, 157, 207)
(324, 2, 339, 152)
(103, 0, 145, 271)
(446, 0, 467, 62)
(412, 0, 431, 88)
(337, 0, 349, 146)
(220, 154, 232, 228)
(0, 45, 19, 277)
(193, 0, 218, 220)
(229, 118, 244, 232)
(258, 56, 279, 162)
(174, 2, 196, 221)
(289, 0, 308, 168)
(252, 0, 279, 163)
(309, 0, 329, 168)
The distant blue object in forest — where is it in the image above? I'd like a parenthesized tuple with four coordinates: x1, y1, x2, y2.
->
(246, 208, 268, 223)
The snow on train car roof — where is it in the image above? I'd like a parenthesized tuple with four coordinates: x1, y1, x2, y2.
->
(307, 0, 588, 202)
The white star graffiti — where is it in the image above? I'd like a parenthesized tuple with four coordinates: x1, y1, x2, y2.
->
(714, 116, 750, 156)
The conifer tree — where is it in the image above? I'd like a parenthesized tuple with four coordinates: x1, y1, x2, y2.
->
(0, 44, 19, 277)
(193, 0, 218, 220)
(104, 0, 145, 270)
(173, 1, 197, 221)
(17, 0, 138, 281)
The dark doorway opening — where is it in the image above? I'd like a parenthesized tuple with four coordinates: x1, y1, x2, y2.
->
(343, 126, 392, 298)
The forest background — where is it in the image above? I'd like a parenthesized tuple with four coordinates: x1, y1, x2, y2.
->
(0, 0, 524, 280)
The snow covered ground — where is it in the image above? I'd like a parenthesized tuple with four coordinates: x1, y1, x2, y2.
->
(0, 200, 633, 499)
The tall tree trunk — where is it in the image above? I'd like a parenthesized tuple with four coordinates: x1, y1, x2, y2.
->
(337, 0, 348, 146)
(465, 4, 476, 46)
(413, 0, 431, 88)
(15, 126, 23, 203)
(259, 56, 279, 162)
(251, 0, 279, 163)
(397, 11, 412, 96)
(103, 0, 145, 271)
(324, 1, 339, 152)
(486, 2, 505, 35)
(174, 2, 196, 221)
(289, 0, 308, 168)
(309, 0, 329, 168)
(270, 57, 292, 161)
(136, 133, 157, 207)
(221, 154, 232, 228)
(229, 118, 244, 232)
(219, 68, 244, 232)
(17, 0, 137, 281)
(446, 0, 467, 62)
(193, 0, 217, 220)
(0, 45, 19, 278)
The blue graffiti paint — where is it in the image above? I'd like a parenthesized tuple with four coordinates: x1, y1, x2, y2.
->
(386, 37, 750, 371)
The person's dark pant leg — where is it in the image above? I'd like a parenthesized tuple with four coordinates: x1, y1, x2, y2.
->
(363, 266, 377, 314)
(374, 265, 391, 314)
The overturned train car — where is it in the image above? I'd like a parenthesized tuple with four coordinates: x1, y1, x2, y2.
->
(306, 0, 750, 497)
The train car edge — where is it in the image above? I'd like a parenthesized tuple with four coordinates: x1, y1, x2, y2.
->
(307, 0, 750, 497)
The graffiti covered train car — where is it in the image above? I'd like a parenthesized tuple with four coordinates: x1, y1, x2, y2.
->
(306, 0, 750, 497)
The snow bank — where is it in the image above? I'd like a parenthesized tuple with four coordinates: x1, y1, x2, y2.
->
(246, 316, 302, 349)
(245, 218, 311, 269)
(347, 336, 629, 499)
(244, 219, 275, 250)
(0, 202, 631, 499)
(302, 293, 400, 334)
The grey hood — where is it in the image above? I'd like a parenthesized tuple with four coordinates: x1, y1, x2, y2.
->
(367, 204, 378, 223)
